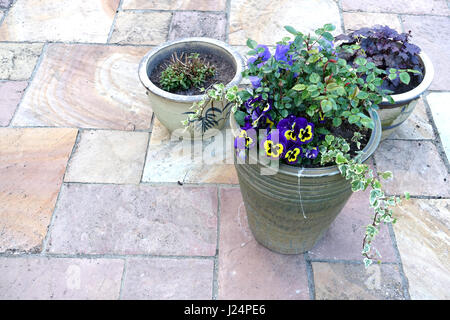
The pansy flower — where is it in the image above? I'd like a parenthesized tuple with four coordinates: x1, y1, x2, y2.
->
(234, 127, 256, 150)
(284, 141, 303, 164)
(304, 147, 319, 159)
(247, 45, 271, 68)
(318, 111, 326, 124)
(261, 131, 287, 160)
(277, 116, 315, 145)
(248, 76, 262, 88)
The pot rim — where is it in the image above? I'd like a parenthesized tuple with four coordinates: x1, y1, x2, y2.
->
(381, 51, 434, 106)
(138, 37, 245, 103)
(231, 108, 382, 178)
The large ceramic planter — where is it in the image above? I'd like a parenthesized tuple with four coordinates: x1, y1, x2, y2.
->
(231, 109, 382, 254)
(138, 37, 244, 139)
(379, 52, 434, 140)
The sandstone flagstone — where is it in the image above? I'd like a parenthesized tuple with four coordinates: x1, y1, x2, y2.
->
(0, 128, 78, 253)
(400, 15, 450, 91)
(342, 0, 450, 15)
(11, 44, 153, 130)
(308, 189, 397, 262)
(343, 12, 402, 32)
(46, 184, 218, 256)
(0, 81, 28, 126)
(0, 43, 44, 80)
(387, 98, 435, 140)
(218, 188, 309, 300)
(229, 0, 342, 45)
(313, 262, 405, 300)
(426, 92, 450, 162)
(373, 140, 449, 197)
(169, 12, 227, 41)
(392, 199, 450, 299)
(64, 130, 149, 184)
(0, 0, 120, 42)
(142, 119, 238, 184)
(109, 11, 171, 45)
(121, 258, 214, 299)
(122, 0, 226, 11)
(0, 257, 124, 299)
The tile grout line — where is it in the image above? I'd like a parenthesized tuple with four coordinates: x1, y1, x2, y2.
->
(41, 129, 81, 253)
(121, 8, 226, 14)
(212, 186, 222, 300)
(8, 125, 154, 133)
(139, 113, 154, 184)
(225, 0, 231, 43)
(398, 14, 406, 33)
(118, 258, 128, 300)
(106, 0, 125, 43)
(336, 0, 346, 33)
(8, 43, 48, 127)
(342, 9, 450, 17)
(0, 40, 156, 47)
(303, 252, 316, 300)
(0, 252, 217, 260)
(387, 223, 411, 300)
(422, 92, 450, 173)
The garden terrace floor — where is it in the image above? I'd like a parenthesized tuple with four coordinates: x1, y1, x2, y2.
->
(0, 0, 449, 300)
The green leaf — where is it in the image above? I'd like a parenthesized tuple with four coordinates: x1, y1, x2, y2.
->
(309, 73, 320, 83)
(234, 110, 247, 126)
(404, 191, 411, 200)
(323, 23, 336, 32)
(284, 25, 299, 35)
(246, 39, 257, 49)
(325, 135, 334, 145)
(292, 83, 306, 91)
(380, 171, 393, 180)
(356, 91, 369, 99)
(336, 153, 348, 165)
(360, 117, 374, 129)
(354, 57, 367, 66)
(332, 117, 342, 127)
(389, 68, 397, 74)
(307, 85, 318, 92)
(399, 72, 410, 85)
(388, 73, 397, 81)
(321, 99, 332, 113)
(348, 115, 360, 124)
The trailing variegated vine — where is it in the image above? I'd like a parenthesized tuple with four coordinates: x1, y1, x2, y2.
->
(319, 133, 410, 267)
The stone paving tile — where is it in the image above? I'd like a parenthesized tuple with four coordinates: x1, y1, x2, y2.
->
(121, 258, 214, 300)
(392, 199, 450, 299)
(0, 128, 78, 253)
(343, 12, 402, 32)
(12, 44, 153, 130)
(0, 81, 28, 126)
(218, 188, 309, 300)
(0, 257, 124, 299)
(0, 43, 44, 80)
(387, 98, 435, 140)
(122, 0, 227, 11)
(47, 184, 218, 256)
(169, 12, 227, 41)
(427, 92, 450, 162)
(373, 140, 449, 197)
(308, 189, 397, 262)
(313, 262, 405, 300)
(64, 130, 149, 184)
(400, 15, 450, 91)
(142, 119, 238, 184)
(229, 0, 342, 46)
(109, 11, 171, 45)
(342, 0, 450, 15)
(0, 0, 120, 42)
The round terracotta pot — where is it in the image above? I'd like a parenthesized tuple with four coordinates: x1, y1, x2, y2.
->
(379, 52, 434, 140)
(138, 37, 244, 139)
(231, 109, 382, 254)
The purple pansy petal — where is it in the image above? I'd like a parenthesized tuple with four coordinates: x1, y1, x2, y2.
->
(248, 76, 262, 88)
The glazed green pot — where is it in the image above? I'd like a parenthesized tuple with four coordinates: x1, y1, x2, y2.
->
(138, 37, 244, 139)
(379, 52, 434, 140)
(231, 109, 382, 254)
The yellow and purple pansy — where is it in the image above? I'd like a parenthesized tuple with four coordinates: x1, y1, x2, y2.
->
(304, 146, 319, 159)
(277, 116, 315, 145)
(261, 131, 287, 160)
(234, 124, 256, 150)
(284, 141, 303, 164)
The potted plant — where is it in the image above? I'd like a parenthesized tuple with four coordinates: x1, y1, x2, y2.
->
(138, 37, 244, 139)
(198, 24, 411, 267)
(335, 26, 434, 140)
